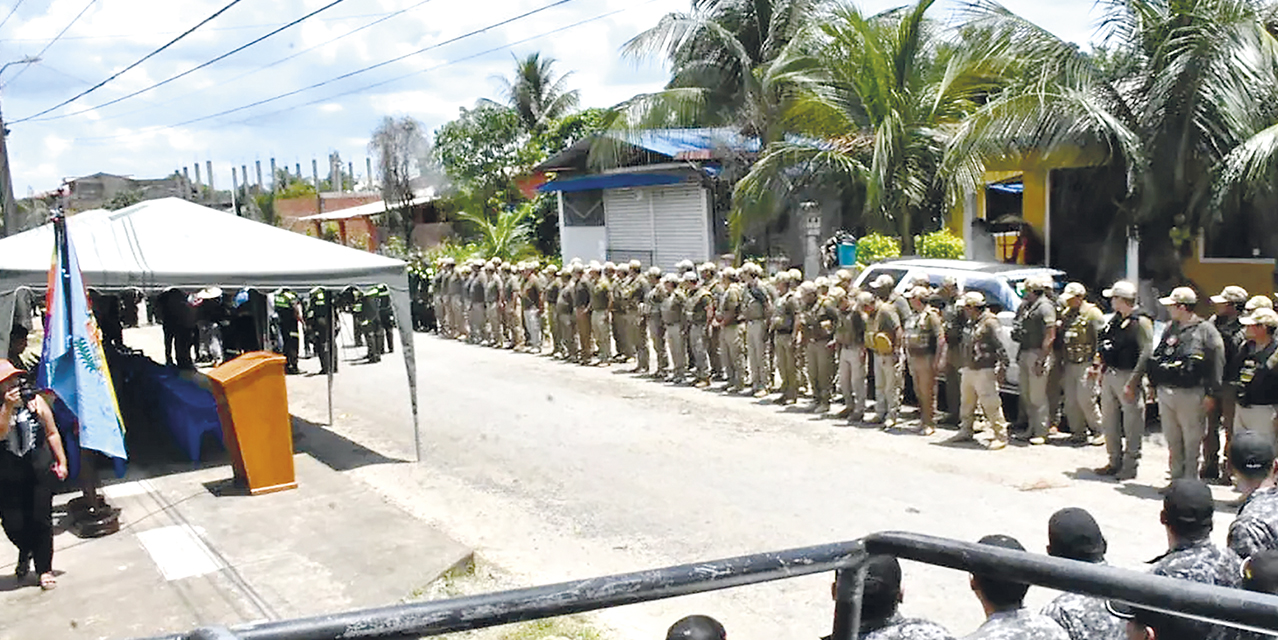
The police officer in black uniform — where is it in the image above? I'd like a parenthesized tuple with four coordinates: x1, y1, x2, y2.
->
(359, 287, 383, 363)
(307, 287, 336, 374)
(273, 288, 302, 374)
(374, 283, 394, 354)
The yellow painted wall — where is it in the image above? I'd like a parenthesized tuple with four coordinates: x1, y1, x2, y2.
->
(1020, 169, 1048, 232)
(1182, 240, 1275, 307)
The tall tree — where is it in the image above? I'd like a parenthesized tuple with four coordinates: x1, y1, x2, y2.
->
(500, 52, 581, 135)
(369, 115, 428, 244)
(605, 0, 822, 149)
(734, 0, 1002, 253)
(945, 0, 1278, 279)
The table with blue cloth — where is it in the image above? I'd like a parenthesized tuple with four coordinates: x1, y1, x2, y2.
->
(109, 350, 224, 462)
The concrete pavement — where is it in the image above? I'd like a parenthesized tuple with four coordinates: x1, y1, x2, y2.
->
(0, 326, 471, 640)
(285, 329, 1246, 640)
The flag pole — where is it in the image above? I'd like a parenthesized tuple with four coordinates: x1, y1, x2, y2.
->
(52, 199, 120, 538)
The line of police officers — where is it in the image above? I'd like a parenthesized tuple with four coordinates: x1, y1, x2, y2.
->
(429, 256, 1278, 485)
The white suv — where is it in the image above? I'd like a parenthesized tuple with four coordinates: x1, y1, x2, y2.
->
(851, 258, 1066, 391)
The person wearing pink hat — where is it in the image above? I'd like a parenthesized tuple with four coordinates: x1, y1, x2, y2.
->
(0, 360, 68, 590)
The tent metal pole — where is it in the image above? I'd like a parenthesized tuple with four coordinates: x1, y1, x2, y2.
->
(327, 299, 334, 426)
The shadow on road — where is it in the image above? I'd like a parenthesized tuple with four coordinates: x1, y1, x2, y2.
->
(291, 416, 409, 471)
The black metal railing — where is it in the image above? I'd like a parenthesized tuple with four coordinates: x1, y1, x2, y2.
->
(139, 531, 1278, 640)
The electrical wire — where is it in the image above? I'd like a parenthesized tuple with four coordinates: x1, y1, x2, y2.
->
(15, 0, 351, 123)
(235, 2, 652, 125)
(0, 0, 26, 33)
(165, 0, 579, 128)
(3, 0, 96, 88)
(0, 9, 410, 42)
(17, 0, 249, 122)
(71, 0, 656, 144)
(88, 0, 438, 125)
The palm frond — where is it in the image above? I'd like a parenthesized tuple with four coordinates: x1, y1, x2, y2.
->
(731, 140, 870, 239)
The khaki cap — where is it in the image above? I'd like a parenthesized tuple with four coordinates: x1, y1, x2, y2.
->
(1059, 282, 1087, 301)
(903, 285, 931, 299)
(827, 286, 847, 300)
(1159, 287, 1198, 306)
(1211, 286, 1249, 304)
(1241, 308, 1278, 328)
(855, 291, 876, 307)
(1246, 296, 1274, 312)
(1103, 281, 1137, 300)
(960, 291, 986, 307)
(870, 274, 895, 289)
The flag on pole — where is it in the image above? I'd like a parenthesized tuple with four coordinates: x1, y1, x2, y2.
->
(35, 216, 127, 470)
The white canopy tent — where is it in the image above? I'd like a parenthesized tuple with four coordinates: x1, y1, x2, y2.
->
(0, 198, 421, 459)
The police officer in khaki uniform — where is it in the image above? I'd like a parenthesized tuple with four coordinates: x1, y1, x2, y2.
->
(1094, 280, 1153, 480)
(770, 274, 801, 405)
(687, 271, 715, 386)
(834, 291, 870, 423)
(588, 265, 613, 366)
(740, 263, 771, 397)
(543, 265, 562, 356)
(621, 262, 649, 373)
(716, 267, 746, 393)
(1150, 287, 1225, 485)
(801, 282, 838, 413)
(663, 273, 691, 383)
(903, 286, 944, 435)
(1205, 285, 1249, 481)
(952, 292, 1011, 450)
(1057, 282, 1105, 445)
(643, 267, 668, 377)
(1232, 308, 1278, 444)
(867, 288, 903, 427)
(573, 264, 594, 364)
(1015, 276, 1057, 445)
(937, 277, 964, 425)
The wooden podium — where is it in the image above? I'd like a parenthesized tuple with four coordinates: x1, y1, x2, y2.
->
(206, 352, 298, 495)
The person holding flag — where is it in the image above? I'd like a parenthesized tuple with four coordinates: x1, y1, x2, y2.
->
(0, 359, 68, 590)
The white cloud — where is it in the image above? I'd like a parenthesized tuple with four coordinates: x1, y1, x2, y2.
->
(2, 0, 1100, 194)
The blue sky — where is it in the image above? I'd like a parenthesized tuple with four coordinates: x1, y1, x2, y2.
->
(0, 0, 1103, 195)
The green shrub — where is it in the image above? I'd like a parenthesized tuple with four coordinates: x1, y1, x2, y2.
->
(915, 229, 965, 260)
(855, 233, 901, 266)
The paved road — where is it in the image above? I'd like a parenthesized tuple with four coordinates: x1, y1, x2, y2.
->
(280, 330, 1241, 640)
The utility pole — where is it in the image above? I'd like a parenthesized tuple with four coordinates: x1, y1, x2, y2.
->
(269, 158, 277, 192)
(0, 55, 42, 237)
(206, 161, 214, 191)
(366, 157, 373, 191)
(255, 160, 263, 192)
(231, 167, 239, 216)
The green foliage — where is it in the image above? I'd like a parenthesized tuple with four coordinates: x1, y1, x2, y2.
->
(253, 192, 278, 226)
(382, 235, 410, 260)
(320, 222, 340, 243)
(914, 229, 964, 259)
(454, 201, 540, 262)
(434, 102, 537, 202)
(855, 233, 901, 266)
(278, 180, 316, 199)
(500, 52, 581, 135)
(104, 188, 144, 211)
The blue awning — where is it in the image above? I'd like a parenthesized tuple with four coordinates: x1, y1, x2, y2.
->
(987, 181, 1024, 194)
(538, 173, 684, 193)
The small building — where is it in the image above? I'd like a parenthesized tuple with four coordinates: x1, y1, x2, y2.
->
(64, 172, 194, 212)
(533, 128, 758, 269)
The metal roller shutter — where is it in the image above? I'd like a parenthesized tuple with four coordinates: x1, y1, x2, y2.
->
(653, 184, 709, 269)
(604, 188, 655, 266)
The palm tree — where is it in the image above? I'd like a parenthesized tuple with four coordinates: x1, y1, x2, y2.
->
(734, 0, 1003, 253)
(602, 0, 823, 152)
(455, 204, 537, 262)
(945, 0, 1278, 279)
(499, 52, 581, 135)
